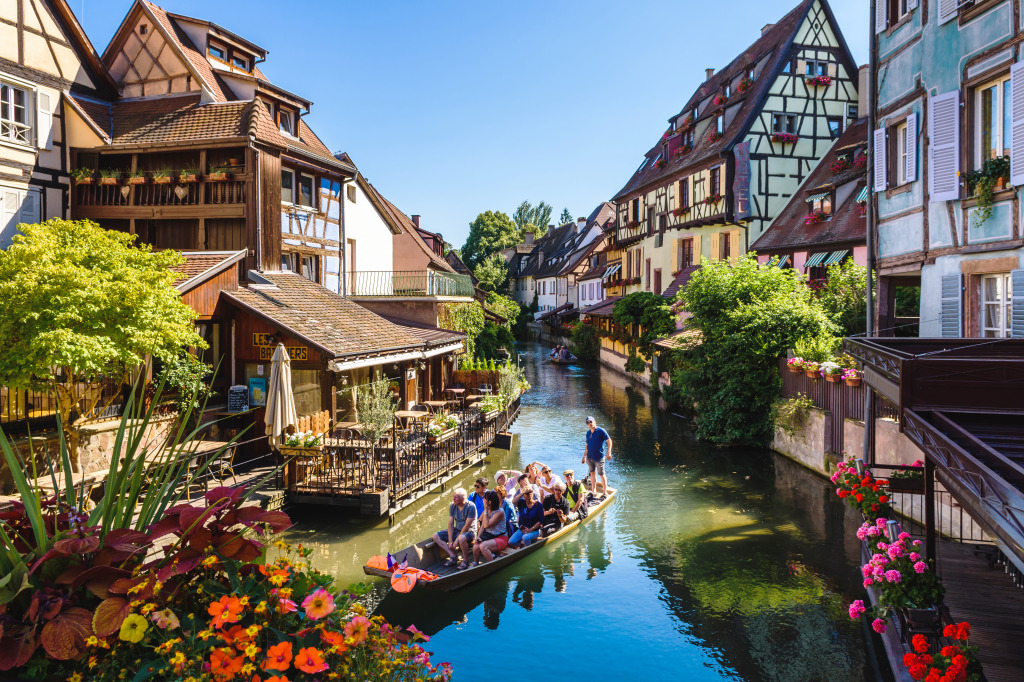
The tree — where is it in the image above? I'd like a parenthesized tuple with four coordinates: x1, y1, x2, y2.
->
(673, 255, 836, 445)
(0, 219, 204, 469)
(512, 201, 553, 237)
(559, 208, 573, 225)
(462, 210, 520, 269)
(612, 291, 676, 358)
(473, 252, 510, 293)
(814, 260, 871, 336)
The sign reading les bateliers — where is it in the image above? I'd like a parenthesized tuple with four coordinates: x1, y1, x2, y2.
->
(252, 333, 309, 361)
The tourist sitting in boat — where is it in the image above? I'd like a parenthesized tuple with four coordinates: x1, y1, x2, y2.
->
(525, 462, 547, 498)
(559, 346, 570, 360)
(467, 477, 488, 517)
(512, 473, 542, 506)
(472, 490, 508, 564)
(495, 484, 518, 532)
(509, 488, 545, 548)
(432, 487, 478, 568)
(562, 469, 588, 522)
(537, 466, 562, 497)
(494, 470, 521, 495)
(550, 345, 561, 358)
(541, 483, 571, 535)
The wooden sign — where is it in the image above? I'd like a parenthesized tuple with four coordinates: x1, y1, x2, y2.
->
(252, 333, 308, 361)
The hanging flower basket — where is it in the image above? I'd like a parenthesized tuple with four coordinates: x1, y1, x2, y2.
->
(707, 131, 723, 143)
(806, 75, 832, 87)
(771, 132, 799, 144)
(712, 94, 728, 106)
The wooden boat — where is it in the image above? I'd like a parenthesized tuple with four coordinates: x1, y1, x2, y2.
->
(363, 488, 616, 592)
(549, 354, 576, 364)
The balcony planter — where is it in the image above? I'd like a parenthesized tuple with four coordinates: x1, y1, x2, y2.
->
(771, 132, 799, 144)
(803, 363, 819, 379)
(483, 409, 500, 423)
(126, 175, 146, 185)
(844, 375, 862, 387)
(152, 175, 171, 185)
(805, 75, 832, 88)
(886, 478, 924, 494)
(897, 606, 942, 646)
(98, 176, 119, 186)
(178, 173, 198, 183)
(207, 171, 230, 182)
(825, 373, 841, 383)
(71, 169, 94, 185)
(426, 428, 457, 444)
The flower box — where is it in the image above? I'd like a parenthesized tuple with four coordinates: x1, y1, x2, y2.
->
(844, 375, 862, 387)
(703, 194, 723, 206)
(712, 94, 728, 106)
(426, 428, 457, 444)
(207, 171, 230, 181)
(897, 606, 942, 646)
(737, 77, 753, 93)
(825, 373, 841, 383)
(806, 75, 832, 87)
(178, 173, 198, 183)
(707, 131, 723, 143)
(98, 176, 119, 185)
(152, 175, 171, 184)
(126, 176, 146, 185)
(788, 365, 802, 374)
(483, 409, 500, 422)
(74, 177, 93, 185)
(771, 132, 799, 144)
(885, 478, 924, 494)
(279, 444, 323, 458)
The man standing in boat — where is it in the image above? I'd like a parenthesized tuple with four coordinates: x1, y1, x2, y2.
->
(582, 416, 611, 497)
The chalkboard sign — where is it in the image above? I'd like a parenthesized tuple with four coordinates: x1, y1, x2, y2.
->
(227, 385, 249, 413)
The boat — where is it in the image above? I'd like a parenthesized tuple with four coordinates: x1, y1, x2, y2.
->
(362, 488, 616, 592)
(549, 354, 576, 364)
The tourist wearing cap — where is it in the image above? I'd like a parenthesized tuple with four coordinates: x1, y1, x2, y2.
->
(563, 469, 588, 521)
(581, 415, 611, 497)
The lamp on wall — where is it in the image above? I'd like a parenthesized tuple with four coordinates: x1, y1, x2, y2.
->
(885, 519, 901, 544)
(854, 459, 865, 476)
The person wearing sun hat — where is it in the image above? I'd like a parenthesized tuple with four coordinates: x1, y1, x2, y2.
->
(581, 415, 611, 497)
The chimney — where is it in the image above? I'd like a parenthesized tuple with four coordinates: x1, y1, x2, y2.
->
(858, 64, 869, 118)
(411, 215, 421, 229)
(705, 68, 715, 80)
(524, 231, 535, 245)
(577, 216, 587, 234)
(548, 224, 555, 231)
(761, 23, 774, 36)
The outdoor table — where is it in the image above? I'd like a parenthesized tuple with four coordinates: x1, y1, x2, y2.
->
(394, 410, 428, 431)
(445, 387, 466, 410)
(423, 400, 448, 413)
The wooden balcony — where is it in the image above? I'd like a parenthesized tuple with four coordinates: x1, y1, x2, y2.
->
(71, 177, 249, 220)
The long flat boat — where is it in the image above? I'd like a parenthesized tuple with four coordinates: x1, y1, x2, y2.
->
(549, 355, 576, 364)
(363, 488, 616, 591)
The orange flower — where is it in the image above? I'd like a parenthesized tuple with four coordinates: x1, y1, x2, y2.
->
(266, 677, 290, 682)
(320, 630, 347, 652)
(221, 625, 254, 651)
(208, 596, 244, 629)
(294, 647, 327, 674)
(343, 615, 370, 645)
(262, 641, 293, 672)
(210, 647, 244, 682)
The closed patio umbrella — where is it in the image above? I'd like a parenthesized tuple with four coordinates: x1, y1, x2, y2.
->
(265, 343, 297, 448)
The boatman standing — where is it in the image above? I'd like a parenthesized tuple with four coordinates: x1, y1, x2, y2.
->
(581, 415, 611, 497)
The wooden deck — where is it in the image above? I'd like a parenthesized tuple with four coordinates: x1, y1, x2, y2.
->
(937, 541, 1024, 682)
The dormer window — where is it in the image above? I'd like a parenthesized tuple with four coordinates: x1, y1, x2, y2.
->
(231, 55, 248, 71)
(724, 84, 731, 99)
(748, 68, 755, 80)
(716, 115, 724, 135)
(209, 44, 226, 61)
(278, 109, 295, 136)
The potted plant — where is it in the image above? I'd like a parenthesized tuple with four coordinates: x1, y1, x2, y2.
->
(71, 167, 94, 184)
(901, 626, 982, 682)
(98, 169, 122, 185)
(885, 459, 925, 493)
(151, 168, 171, 184)
(126, 169, 146, 185)
(207, 165, 231, 181)
(787, 357, 805, 374)
(771, 132, 799, 144)
(821, 360, 842, 382)
(831, 458, 892, 521)
(178, 166, 198, 183)
(803, 361, 819, 378)
(279, 429, 324, 457)
(966, 155, 1010, 228)
(227, 156, 244, 167)
(842, 368, 862, 386)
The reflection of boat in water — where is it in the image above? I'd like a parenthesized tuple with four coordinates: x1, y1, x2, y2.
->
(549, 354, 576, 364)
(363, 490, 616, 592)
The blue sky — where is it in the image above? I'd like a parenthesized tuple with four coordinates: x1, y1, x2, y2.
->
(80, 0, 868, 250)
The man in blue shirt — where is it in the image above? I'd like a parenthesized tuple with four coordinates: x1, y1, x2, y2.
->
(581, 416, 612, 497)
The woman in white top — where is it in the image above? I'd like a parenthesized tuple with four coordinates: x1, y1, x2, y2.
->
(536, 466, 562, 497)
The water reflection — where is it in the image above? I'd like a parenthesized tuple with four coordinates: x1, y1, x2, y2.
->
(282, 342, 887, 681)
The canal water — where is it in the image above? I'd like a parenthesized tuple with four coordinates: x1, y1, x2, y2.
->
(281, 341, 888, 681)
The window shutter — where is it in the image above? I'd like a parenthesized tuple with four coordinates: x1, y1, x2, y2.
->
(938, 0, 959, 24)
(709, 233, 720, 261)
(929, 91, 960, 202)
(907, 0, 919, 9)
(670, 238, 679, 273)
(1011, 270, 1024, 338)
(20, 190, 40, 224)
(875, 0, 887, 34)
(940, 274, 962, 338)
(729, 230, 741, 266)
(36, 91, 53, 150)
(873, 128, 887, 191)
(692, 234, 702, 264)
(905, 112, 917, 182)
(1010, 61, 1024, 186)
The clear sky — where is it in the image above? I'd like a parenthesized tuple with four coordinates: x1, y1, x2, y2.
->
(79, 0, 868, 250)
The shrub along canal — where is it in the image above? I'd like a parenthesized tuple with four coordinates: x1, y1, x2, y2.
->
(281, 341, 890, 681)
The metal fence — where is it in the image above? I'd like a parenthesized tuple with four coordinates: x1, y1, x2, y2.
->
(349, 270, 474, 298)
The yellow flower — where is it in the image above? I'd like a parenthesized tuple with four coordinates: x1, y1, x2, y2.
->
(197, 629, 213, 641)
(244, 644, 259, 659)
(87, 656, 98, 669)
(240, 663, 255, 675)
(119, 614, 149, 643)
(201, 555, 218, 568)
(254, 601, 268, 614)
(67, 673, 83, 682)
(86, 636, 99, 647)
(153, 581, 164, 593)
(238, 595, 250, 607)
(351, 603, 366, 616)
(140, 603, 156, 615)
(245, 625, 260, 637)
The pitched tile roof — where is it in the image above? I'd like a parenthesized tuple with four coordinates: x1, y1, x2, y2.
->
(110, 96, 249, 145)
(579, 296, 621, 317)
(380, 316, 465, 345)
(613, 0, 822, 201)
(660, 265, 700, 301)
(222, 272, 429, 359)
(143, 1, 236, 102)
(751, 118, 867, 253)
(522, 202, 615, 280)
(171, 250, 246, 292)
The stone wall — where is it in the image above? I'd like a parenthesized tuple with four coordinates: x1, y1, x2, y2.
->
(598, 347, 651, 387)
(770, 407, 832, 476)
(75, 413, 178, 474)
(843, 417, 924, 467)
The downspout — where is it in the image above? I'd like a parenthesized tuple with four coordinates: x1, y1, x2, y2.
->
(340, 177, 349, 296)
(863, 0, 878, 466)
(255, 146, 263, 273)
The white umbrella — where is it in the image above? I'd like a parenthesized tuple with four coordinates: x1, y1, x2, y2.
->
(264, 343, 297, 448)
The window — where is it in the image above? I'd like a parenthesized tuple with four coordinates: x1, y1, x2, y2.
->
(804, 60, 829, 77)
(888, 0, 911, 23)
(809, 193, 833, 216)
(973, 74, 1012, 170)
(645, 259, 651, 290)
(772, 113, 798, 133)
(231, 55, 248, 71)
(716, 115, 724, 135)
(631, 198, 640, 223)
(828, 117, 842, 139)
(279, 109, 295, 136)
(782, 60, 792, 74)
(710, 166, 721, 196)
(720, 233, 731, 260)
(680, 178, 690, 208)
(298, 174, 315, 208)
(208, 44, 226, 61)
(981, 274, 1012, 337)
(724, 84, 731, 99)
(653, 268, 661, 294)
(280, 169, 294, 204)
(1, 82, 31, 145)
(895, 121, 909, 185)
(281, 253, 317, 282)
(748, 68, 755, 80)
(678, 238, 694, 269)
(1, 187, 40, 248)
(847, 103, 859, 120)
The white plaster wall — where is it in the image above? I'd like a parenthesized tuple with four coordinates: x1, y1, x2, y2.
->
(344, 181, 396, 281)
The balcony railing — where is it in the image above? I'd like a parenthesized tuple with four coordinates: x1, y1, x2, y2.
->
(349, 270, 474, 298)
(73, 179, 247, 208)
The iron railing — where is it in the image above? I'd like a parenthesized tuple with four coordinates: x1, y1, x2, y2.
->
(348, 270, 474, 298)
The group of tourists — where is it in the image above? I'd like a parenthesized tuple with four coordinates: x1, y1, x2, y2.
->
(431, 416, 613, 571)
(549, 345, 572, 361)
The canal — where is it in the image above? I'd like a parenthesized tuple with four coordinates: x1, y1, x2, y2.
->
(281, 341, 889, 681)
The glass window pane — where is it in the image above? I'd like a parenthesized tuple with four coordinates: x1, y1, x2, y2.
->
(299, 176, 313, 207)
(818, 62, 827, 76)
(984, 304, 1001, 330)
(983, 276, 1000, 303)
(980, 85, 997, 164)
(280, 170, 293, 203)
(1003, 80, 1012, 156)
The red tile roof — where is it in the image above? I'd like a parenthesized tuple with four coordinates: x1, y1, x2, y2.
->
(660, 265, 700, 301)
(751, 119, 867, 253)
(110, 96, 248, 145)
(171, 250, 246, 292)
(143, 1, 235, 102)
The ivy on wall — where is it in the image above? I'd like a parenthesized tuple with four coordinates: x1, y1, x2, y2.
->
(438, 302, 485, 357)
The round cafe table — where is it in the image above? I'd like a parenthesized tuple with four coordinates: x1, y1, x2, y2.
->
(394, 410, 428, 429)
(444, 387, 466, 410)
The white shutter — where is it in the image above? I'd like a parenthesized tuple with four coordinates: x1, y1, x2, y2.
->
(929, 91, 960, 202)
(1010, 61, 1024, 186)
(938, 0, 959, 24)
(905, 112, 918, 182)
(873, 128, 887, 191)
(875, 0, 887, 33)
(35, 91, 52, 150)
(1011, 270, 1024, 338)
(907, 0, 919, 9)
(20, 190, 40, 225)
(940, 274, 962, 338)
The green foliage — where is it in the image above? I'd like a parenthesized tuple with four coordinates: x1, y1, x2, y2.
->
(484, 291, 520, 329)
(157, 352, 213, 430)
(474, 252, 510, 292)
(624, 354, 647, 374)
(559, 208, 573, 225)
(355, 371, 397, 446)
(674, 255, 837, 445)
(497, 361, 529, 408)
(792, 334, 841, 363)
(964, 155, 1010, 229)
(512, 200, 553, 238)
(0, 219, 204, 466)
(570, 321, 600, 360)
(815, 261, 870, 336)
(462, 210, 520, 269)
(772, 393, 816, 436)
(438, 301, 485, 358)
(611, 291, 676, 357)
(475, 322, 514, 360)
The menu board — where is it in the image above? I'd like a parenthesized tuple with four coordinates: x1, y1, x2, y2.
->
(227, 385, 249, 413)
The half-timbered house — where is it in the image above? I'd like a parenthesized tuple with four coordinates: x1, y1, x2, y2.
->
(0, 0, 118, 247)
(609, 0, 859, 298)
